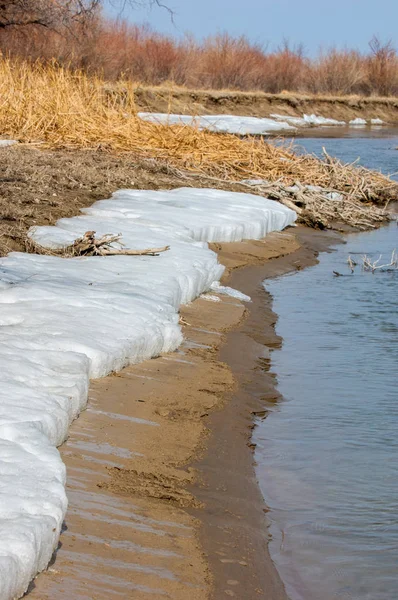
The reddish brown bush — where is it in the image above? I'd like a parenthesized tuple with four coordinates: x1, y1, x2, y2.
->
(308, 49, 366, 95)
(1, 19, 398, 96)
(365, 36, 398, 96)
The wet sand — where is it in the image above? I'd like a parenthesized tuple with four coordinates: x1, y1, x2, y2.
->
(26, 227, 339, 600)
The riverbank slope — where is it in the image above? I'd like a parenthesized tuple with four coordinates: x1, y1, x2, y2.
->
(133, 87, 398, 124)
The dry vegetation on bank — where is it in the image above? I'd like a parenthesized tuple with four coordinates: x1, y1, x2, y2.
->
(0, 58, 396, 257)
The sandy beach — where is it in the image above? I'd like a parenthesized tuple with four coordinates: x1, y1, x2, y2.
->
(24, 226, 339, 600)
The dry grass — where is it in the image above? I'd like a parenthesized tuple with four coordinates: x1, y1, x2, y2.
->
(0, 58, 396, 241)
(0, 59, 393, 181)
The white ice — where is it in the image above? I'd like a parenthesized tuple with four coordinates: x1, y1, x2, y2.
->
(270, 113, 346, 127)
(137, 112, 296, 135)
(0, 140, 18, 147)
(270, 113, 310, 127)
(240, 178, 270, 186)
(210, 281, 251, 302)
(0, 188, 296, 599)
(139, 112, 386, 136)
(302, 114, 346, 126)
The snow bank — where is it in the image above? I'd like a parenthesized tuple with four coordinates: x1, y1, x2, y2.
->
(271, 113, 345, 127)
(0, 188, 296, 599)
(210, 281, 251, 302)
(139, 111, 346, 133)
(302, 114, 345, 126)
(137, 112, 296, 134)
(270, 113, 309, 127)
(139, 112, 386, 135)
(350, 117, 367, 126)
(273, 113, 385, 128)
(350, 117, 385, 126)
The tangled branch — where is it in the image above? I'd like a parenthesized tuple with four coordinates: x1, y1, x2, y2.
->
(30, 230, 170, 257)
(361, 249, 397, 272)
(241, 179, 391, 230)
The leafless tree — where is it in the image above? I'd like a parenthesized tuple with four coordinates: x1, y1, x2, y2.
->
(109, 0, 173, 19)
(367, 36, 398, 96)
(0, 1, 103, 30)
(0, 0, 171, 31)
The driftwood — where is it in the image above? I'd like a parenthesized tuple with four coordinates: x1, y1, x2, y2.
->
(241, 179, 391, 231)
(31, 231, 170, 257)
(347, 255, 357, 273)
(154, 160, 393, 232)
(69, 231, 169, 256)
(361, 249, 397, 272)
(344, 250, 398, 274)
(141, 149, 397, 232)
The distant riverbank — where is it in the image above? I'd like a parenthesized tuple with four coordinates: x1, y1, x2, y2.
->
(133, 87, 398, 125)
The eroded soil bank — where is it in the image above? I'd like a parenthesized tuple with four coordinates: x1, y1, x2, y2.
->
(133, 87, 398, 123)
(25, 226, 339, 600)
(0, 146, 291, 257)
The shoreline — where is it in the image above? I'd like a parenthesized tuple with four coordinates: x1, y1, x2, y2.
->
(190, 226, 341, 599)
(26, 225, 341, 599)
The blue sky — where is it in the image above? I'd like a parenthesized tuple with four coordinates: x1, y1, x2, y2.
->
(105, 0, 397, 55)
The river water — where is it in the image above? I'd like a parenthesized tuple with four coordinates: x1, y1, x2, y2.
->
(255, 130, 398, 600)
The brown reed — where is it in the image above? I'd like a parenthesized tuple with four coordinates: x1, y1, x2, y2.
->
(0, 58, 396, 208)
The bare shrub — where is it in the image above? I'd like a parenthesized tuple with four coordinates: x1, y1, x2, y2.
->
(1, 21, 398, 96)
(365, 36, 398, 96)
(0, 0, 99, 31)
(260, 42, 308, 93)
(309, 49, 366, 95)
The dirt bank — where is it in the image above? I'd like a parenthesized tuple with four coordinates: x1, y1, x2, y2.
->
(25, 226, 340, 600)
(133, 87, 398, 123)
(0, 145, 266, 257)
(0, 145, 391, 259)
